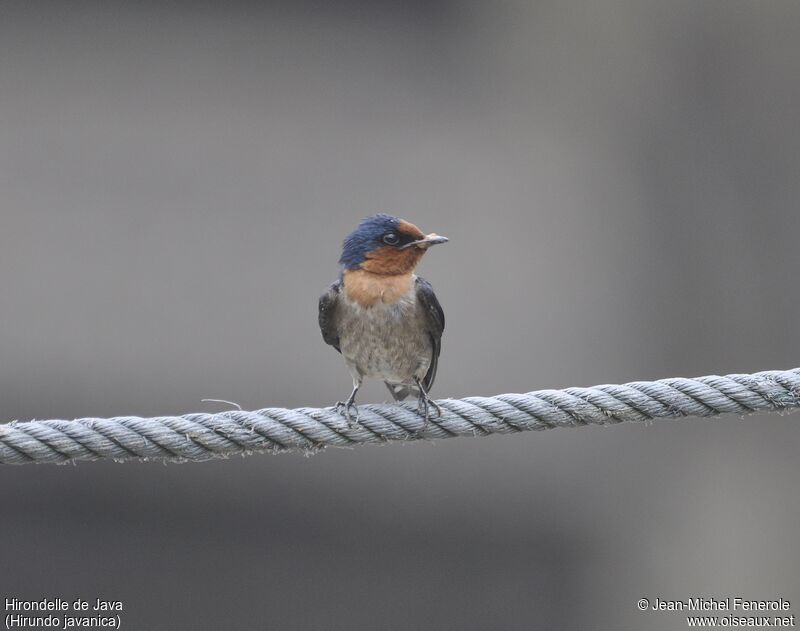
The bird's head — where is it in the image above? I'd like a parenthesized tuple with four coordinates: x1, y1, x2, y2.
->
(339, 214, 448, 275)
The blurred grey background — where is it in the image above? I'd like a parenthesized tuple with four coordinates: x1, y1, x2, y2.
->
(2, 1, 799, 629)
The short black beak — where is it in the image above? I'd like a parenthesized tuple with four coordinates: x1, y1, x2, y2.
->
(402, 233, 449, 249)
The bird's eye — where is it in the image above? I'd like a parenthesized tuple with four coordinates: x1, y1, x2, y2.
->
(383, 233, 400, 245)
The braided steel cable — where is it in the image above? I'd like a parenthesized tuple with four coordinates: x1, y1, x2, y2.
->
(2, 367, 799, 465)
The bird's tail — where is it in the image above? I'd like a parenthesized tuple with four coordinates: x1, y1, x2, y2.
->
(384, 382, 418, 402)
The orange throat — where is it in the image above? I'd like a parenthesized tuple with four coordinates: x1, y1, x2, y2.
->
(360, 244, 424, 276)
(343, 269, 414, 307)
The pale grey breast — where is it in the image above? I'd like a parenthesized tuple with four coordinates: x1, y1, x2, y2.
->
(336, 282, 433, 384)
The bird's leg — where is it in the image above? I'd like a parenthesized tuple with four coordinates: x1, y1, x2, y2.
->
(335, 376, 362, 427)
(414, 377, 442, 431)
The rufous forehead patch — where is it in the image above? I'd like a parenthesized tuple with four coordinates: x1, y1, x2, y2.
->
(397, 219, 425, 239)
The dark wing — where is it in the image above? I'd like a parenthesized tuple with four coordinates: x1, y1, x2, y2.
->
(416, 276, 445, 392)
(318, 279, 342, 353)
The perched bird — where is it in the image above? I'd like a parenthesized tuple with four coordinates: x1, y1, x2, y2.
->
(318, 214, 448, 426)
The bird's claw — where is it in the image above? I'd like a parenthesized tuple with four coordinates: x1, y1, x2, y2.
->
(335, 400, 360, 427)
(415, 394, 442, 434)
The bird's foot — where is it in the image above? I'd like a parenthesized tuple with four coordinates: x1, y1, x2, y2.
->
(415, 392, 442, 434)
(335, 399, 360, 427)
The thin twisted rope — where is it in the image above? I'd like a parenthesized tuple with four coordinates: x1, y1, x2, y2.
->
(2, 367, 799, 465)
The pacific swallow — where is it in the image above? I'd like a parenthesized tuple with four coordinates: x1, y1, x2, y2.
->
(318, 214, 448, 426)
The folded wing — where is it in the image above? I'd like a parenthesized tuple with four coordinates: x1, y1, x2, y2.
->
(415, 276, 445, 392)
(318, 280, 342, 353)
